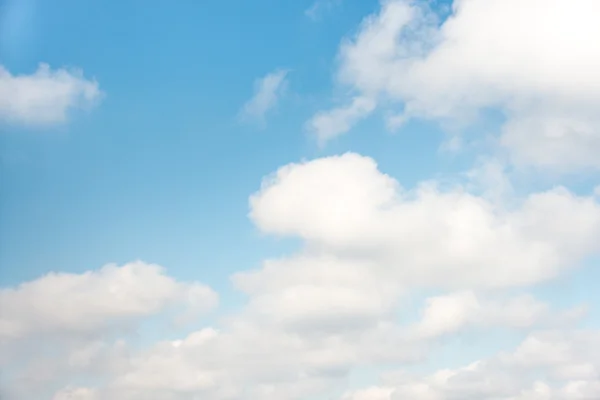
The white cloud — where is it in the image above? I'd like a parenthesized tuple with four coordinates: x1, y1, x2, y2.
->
(239, 69, 289, 124)
(0, 63, 102, 126)
(0, 261, 218, 340)
(250, 153, 600, 289)
(415, 291, 583, 338)
(310, 0, 600, 169)
(232, 255, 401, 333)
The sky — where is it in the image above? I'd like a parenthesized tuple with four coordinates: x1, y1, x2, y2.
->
(1, 0, 600, 399)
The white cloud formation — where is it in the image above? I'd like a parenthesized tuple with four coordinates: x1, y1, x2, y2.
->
(239, 69, 289, 124)
(250, 153, 600, 289)
(0, 63, 102, 126)
(309, 0, 600, 169)
(1, 154, 598, 400)
(0, 261, 218, 340)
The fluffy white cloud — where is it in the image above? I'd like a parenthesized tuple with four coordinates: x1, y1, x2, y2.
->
(0, 261, 218, 340)
(239, 69, 289, 124)
(0, 63, 102, 126)
(250, 153, 600, 289)
(309, 0, 600, 169)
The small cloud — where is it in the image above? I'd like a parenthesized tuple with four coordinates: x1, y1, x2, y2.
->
(0, 63, 103, 127)
(306, 96, 376, 145)
(305, 0, 342, 21)
(238, 69, 289, 126)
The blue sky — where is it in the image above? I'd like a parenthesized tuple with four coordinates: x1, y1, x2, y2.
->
(1, 0, 600, 399)
(0, 0, 459, 291)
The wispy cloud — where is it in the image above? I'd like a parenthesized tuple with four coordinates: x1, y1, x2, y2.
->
(305, 0, 342, 21)
(238, 69, 289, 125)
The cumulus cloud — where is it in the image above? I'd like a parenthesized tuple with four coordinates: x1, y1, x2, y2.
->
(0, 63, 102, 126)
(250, 153, 600, 289)
(239, 69, 289, 124)
(308, 0, 600, 169)
(0, 261, 218, 340)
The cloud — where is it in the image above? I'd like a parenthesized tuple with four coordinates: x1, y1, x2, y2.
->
(0, 63, 102, 126)
(232, 254, 402, 333)
(305, 0, 342, 21)
(239, 69, 289, 125)
(250, 153, 600, 289)
(14, 292, 581, 400)
(309, 0, 600, 169)
(307, 96, 376, 144)
(0, 261, 218, 340)
(415, 291, 584, 339)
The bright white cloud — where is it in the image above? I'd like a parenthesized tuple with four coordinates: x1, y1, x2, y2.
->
(0, 261, 218, 340)
(0, 63, 102, 126)
(239, 69, 289, 124)
(250, 153, 600, 289)
(309, 0, 600, 169)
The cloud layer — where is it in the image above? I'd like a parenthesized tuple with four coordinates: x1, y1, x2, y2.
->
(2, 153, 598, 399)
